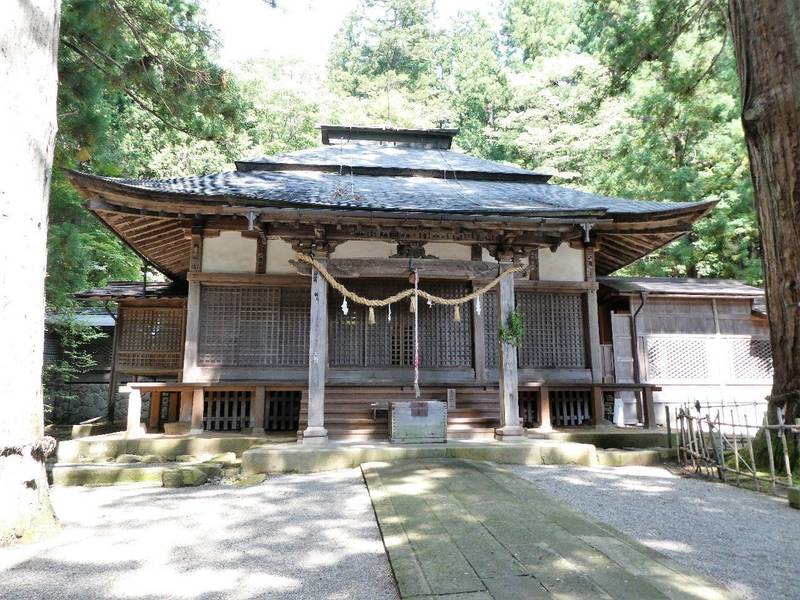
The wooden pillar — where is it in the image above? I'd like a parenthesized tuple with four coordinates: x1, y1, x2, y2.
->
(179, 390, 192, 423)
(303, 263, 328, 443)
(591, 385, 605, 427)
(107, 305, 122, 422)
(182, 230, 202, 382)
(643, 386, 657, 430)
(538, 385, 552, 432)
(584, 246, 603, 383)
(125, 387, 144, 438)
(495, 262, 524, 439)
(182, 281, 200, 381)
(251, 386, 266, 434)
(190, 386, 204, 434)
(147, 391, 161, 432)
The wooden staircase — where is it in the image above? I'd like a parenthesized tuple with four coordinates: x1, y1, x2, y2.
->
(298, 386, 500, 441)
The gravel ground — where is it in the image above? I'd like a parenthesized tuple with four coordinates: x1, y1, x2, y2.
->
(0, 469, 398, 600)
(510, 464, 797, 600)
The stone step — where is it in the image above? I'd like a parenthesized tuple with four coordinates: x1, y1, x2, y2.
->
(52, 461, 225, 487)
(596, 447, 676, 467)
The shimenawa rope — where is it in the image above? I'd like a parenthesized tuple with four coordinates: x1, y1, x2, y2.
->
(294, 253, 526, 307)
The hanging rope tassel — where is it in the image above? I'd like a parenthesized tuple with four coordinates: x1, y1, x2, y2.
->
(368, 306, 376, 325)
(413, 270, 420, 398)
(409, 295, 417, 313)
(453, 304, 461, 323)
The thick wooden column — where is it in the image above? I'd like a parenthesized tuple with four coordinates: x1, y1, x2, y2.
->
(190, 386, 204, 434)
(584, 246, 610, 426)
(303, 263, 329, 443)
(538, 385, 552, 432)
(182, 281, 200, 381)
(495, 262, 524, 439)
(251, 386, 266, 434)
(179, 391, 192, 423)
(584, 246, 603, 383)
(182, 231, 202, 382)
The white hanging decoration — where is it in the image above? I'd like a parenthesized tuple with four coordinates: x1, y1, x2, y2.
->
(475, 294, 482, 316)
(388, 303, 392, 322)
(341, 297, 349, 315)
(427, 298, 432, 308)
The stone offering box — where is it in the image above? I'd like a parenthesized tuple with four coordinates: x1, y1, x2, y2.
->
(389, 401, 447, 443)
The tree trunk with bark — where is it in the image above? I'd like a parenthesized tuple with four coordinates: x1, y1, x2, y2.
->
(728, 1, 800, 428)
(0, 0, 61, 545)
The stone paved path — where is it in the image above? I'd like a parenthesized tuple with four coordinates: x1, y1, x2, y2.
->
(362, 459, 736, 600)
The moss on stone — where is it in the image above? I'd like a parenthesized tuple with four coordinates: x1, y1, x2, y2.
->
(140, 454, 165, 464)
(207, 452, 237, 464)
(234, 473, 266, 487)
(162, 467, 207, 488)
(115, 454, 142, 464)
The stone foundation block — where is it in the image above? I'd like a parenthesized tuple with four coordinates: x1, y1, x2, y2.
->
(789, 486, 800, 510)
(140, 454, 165, 464)
(162, 467, 208, 488)
(163, 422, 190, 435)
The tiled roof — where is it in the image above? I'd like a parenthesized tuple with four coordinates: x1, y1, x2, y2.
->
(102, 169, 711, 217)
(599, 277, 764, 297)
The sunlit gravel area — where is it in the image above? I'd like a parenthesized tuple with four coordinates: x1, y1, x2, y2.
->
(510, 464, 798, 600)
(0, 469, 398, 600)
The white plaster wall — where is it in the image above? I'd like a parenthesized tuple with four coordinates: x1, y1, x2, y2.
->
(265, 238, 295, 274)
(202, 231, 257, 273)
(331, 240, 396, 259)
(538, 243, 585, 282)
(424, 242, 471, 260)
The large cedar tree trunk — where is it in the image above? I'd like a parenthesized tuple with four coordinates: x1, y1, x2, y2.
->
(0, 0, 61, 544)
(728, 1, 800, 426)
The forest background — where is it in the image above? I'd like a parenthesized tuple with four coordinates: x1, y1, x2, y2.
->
(48, 0, 756, 388)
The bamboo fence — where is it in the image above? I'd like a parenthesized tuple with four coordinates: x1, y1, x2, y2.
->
(675, 400, 799, 495)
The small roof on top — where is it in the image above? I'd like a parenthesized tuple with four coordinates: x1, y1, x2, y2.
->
(46, 307, 116, 328)
(74, 280, 187, 301)
(236, 143, 552, 182)
(599, 276, 764, 297)
(320, 124, 458, 148)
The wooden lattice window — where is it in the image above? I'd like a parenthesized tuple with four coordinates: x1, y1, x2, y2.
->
(198, 286, 309, 367)
(646, 337, 709, 381)
(484, 291, 587, 369)
(329, 280, 473, 368)
(517, 292, 586, 369)
(117, 306, 184, 371)
(730, 338, 773, 381)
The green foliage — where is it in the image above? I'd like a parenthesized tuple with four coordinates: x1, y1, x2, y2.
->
(43, 313, 107, 421)
(328, 0, 438, 99)
(503, 0, 584, 61)
(499, 309, 524, 348)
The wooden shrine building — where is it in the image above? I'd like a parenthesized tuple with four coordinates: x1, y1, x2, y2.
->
(68, 125, 716, 441)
